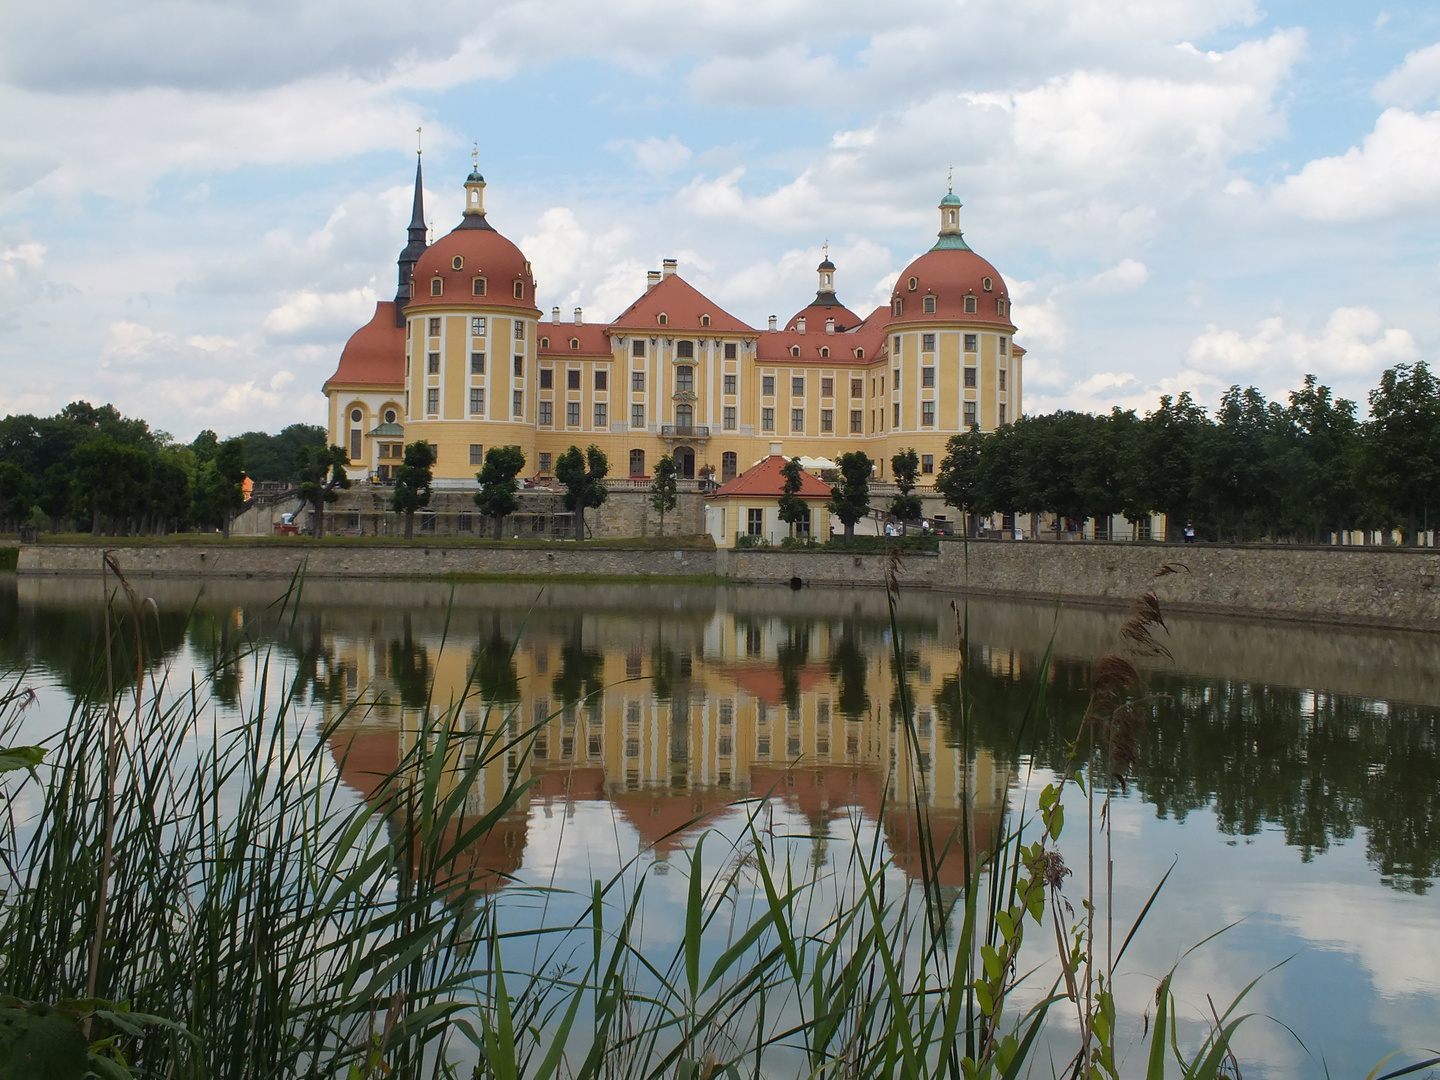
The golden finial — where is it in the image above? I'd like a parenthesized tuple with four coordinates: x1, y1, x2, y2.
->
(947, 165, 953, 193)
(823, 240, 829, 259)
(416, 125, 423, 155)
(472, 141, 479, 170)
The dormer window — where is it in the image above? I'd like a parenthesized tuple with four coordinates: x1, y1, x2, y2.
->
(452, 256, 464, 271)
(700, 314, 711, 327)
(473, 277, 487, 296)
(923, 296, 936, 313)
(855, 347, 865, 360)
(964, 295, 977, 314)
(983, 277, 993, 292)
(997, 298, 1007, 316)
(513, 281, 525, 299)
(819, 346, 830, 358)
(790, 345, 801, 357)
(658, 313, 668, 326)
(540, 336, 550, 348)
(908, 277, 918, 292)
(570, 338, 579, 350)
(892, 298, 903, 316)
(430, 278, 443, 296)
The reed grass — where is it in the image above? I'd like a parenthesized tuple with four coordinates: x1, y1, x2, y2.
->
(0, 559, 1422, 1078)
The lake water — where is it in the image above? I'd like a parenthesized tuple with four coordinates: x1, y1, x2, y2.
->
(2, 575, 1438, 1077)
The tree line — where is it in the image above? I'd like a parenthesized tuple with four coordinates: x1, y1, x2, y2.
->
(933, 365, 1440, 543)
(0, 401, 325, 535)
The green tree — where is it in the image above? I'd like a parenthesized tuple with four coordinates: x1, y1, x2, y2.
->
(650, 454, 679, 536)
(889, 447, 923, 524)
(0, 462, 34, 531)
(148, 450, 192, 534)
(213, 438, 247, 538)
(935, 429, 986, 536)
(1194, 386, 1278, 541)
(390, 441, 435, 540)
(1270, 376, 1360, 542)
(555, 445, 609, 540)
(1360, 362, 1440, 544)
(777, 456, 810, 538)
(294, 444, 351, 538)
(70, 435, 152, 535)
(241, 424, 327, 483)
(827, 452, 872, 539)
(1120, 392, 1210, 540)
(475, 445, 526, 539)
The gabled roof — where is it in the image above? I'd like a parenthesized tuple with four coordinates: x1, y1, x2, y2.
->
(711, 454, 833, 500)
(538, 322, 613, 358)
(324, 301, 406, 390)
(608, 273, 756, 335)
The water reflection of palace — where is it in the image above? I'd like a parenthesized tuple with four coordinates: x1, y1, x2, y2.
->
(322, 608, 1013, 889)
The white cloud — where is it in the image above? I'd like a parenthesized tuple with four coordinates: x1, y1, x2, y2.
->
(1374, 41, 1440, 109)
(622, 136, 693, 176)
(1188, 307, 1418, 380)
(1272, 107, 1440, 221)
(263, 287, 378, 343)
(1084, 258, 1149, 292)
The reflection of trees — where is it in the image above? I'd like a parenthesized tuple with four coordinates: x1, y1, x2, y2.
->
(776, 623, 811, 711)
(552, 622, 604, 708)
(470, 618, 519, 705)
(387, 617, 431, 709)
(828, 622, 869, 720)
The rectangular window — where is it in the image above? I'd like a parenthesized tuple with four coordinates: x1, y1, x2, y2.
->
(747, 508, 764, 536)
(428, 443, 438, 464)
(724, 374, 736, 395)
(724, 342, 737, 359)
(964, 333, 977, 352)
(1000, 403, 1007, 424)
(964, 296, 977, 314)
(566, 402, 580, 426)
(821, 377, 833, 398)
(922, 333, 935, 352)
(458, 511, 473, 531)
(850, 410, 863, 433)
(632, 370, 644, 391)
(538, 452, 551, 474)
(566, 369, 580, 390)
(470, 352, 485, 374)
(999, 337, 1008, 355)
(964, 367, 976, 388)
(426, 388, 439, 415)
(539, 401, 552, 425)
(514, 321, 525, 340)
(893, 403, 900, 426)
(851, 378, 862, 399)
(922, 366, 935, 387)
(820, 409, 833, 432)
(923, 296, 936, 313)
(893, 367, 900, 389)
(631, 404, 645, 427)
(470, 388, 485, 414)
(761, 407, 774, 431)
(427, 352, 440, 374)
(632, 338, 645, 357)
(593, 403, 607, 427)
(473, 278, 486, 296)
(428, 317, 440, 336)
(539, 368, 553, 389)
(791, 376, 804, 397)
(791, 408, 804, 431)
(892, 335, 901, 354)
(471, 317, 486, 336)
(514, 355, 524, 378)
(921, 454, 934, 474)
(762, 375, 775, 396)
(594, 370, 607, 390)
(349, 429, 361, 460)
(964, 401, 977, 427)
(999, 368, 1007, 390)
(922, 401, 935, 426)
(469, 444, 484, 465)
(513, 391, 523, 417)
(723, 406, 736, 430)
(676, 366, 693, 393)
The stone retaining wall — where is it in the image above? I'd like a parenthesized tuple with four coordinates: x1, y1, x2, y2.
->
(15, 539, 1440, 629)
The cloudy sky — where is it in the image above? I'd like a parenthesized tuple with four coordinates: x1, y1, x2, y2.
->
(1, 0, 1438, 439)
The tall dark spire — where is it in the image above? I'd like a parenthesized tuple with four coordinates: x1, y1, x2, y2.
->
(395, 152, 428, 324)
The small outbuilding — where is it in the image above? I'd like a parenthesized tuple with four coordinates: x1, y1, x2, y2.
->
(705, 446, 833, 548)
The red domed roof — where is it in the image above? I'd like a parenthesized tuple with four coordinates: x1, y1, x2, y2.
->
(890, 248, 1014, 328)
(785, 301, 862, 334)
(406, 220, 536, 313)
(323, 301, 405, 390)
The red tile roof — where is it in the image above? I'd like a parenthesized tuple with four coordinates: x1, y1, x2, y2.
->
(755, 306, 890, 365)
(324, 301, 405, 390)
(538, 322, 613, 358)
(711, 454, 833, 499)
(608, 273, 756, 335)
(784, 301, 862, 333)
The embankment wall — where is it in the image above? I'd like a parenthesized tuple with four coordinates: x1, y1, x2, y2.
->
(15, 540, 1440, 630)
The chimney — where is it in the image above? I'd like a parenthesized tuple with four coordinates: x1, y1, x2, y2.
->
(796, 317, 806, 334)
(768, 315, 777, 332)
(647, 270, 662, 291)
(551, 306, 561, 324)
(573, 307, 583, 325)
(825, 317, 835, 335)
(769, 441, 783, 457)
(662, 258, 677, 278)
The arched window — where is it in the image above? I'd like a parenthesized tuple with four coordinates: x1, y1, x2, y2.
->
(513, 281, 525, 299)
(570, 338, 579, 349)
(892, 298, 903, 316)
(348, 407, 363, 461)
(790, 345, 800, 357)
(472, 277, 487, 296)
(855, 347, 865, 360)
(430, 277, 443, 296)
(676, 404, 693, 432)
(819, 346, 830, 358)
(658, 313, 668, 326)
(721, 452, 737, 481)
(452, 256, 464, 270)
(700, 314, 711, 327)
(997, 298, 1007, 316)
(540, 337, 549, 348)
(676, 365, 694, 393)
(676, 340, 694, 358)
(630, 449, 645, 476)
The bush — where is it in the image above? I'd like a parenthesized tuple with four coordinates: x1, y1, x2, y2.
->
(822, 534, 939, 553)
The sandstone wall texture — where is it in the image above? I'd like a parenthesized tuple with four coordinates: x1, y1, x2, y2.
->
(16, 539, 1440, 629)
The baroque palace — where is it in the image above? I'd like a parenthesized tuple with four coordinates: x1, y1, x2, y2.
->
(323, 157, 1024, 488)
